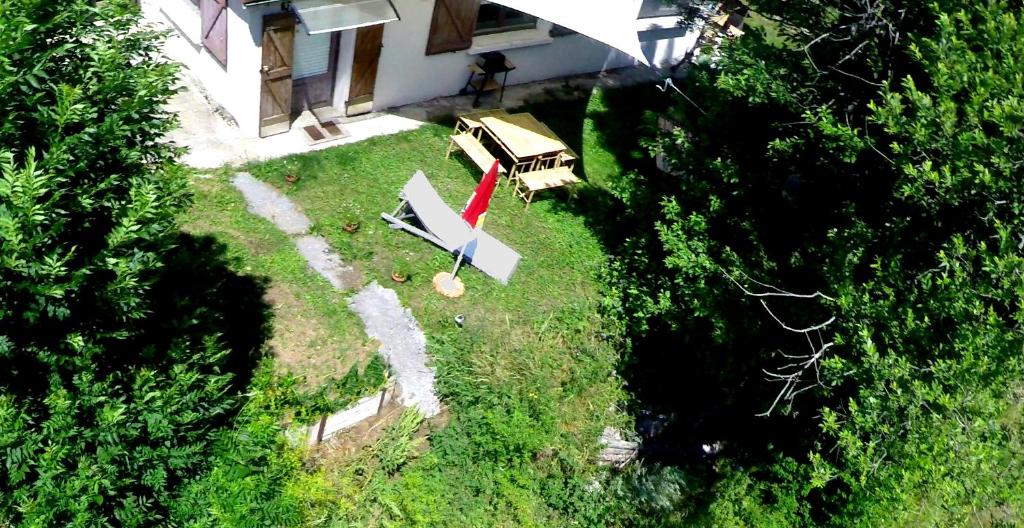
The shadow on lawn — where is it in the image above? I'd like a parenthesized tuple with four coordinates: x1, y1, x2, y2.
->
(131, 233, 273, 394)
(522, 83, 676, 246)
(524, 82, 822, 479)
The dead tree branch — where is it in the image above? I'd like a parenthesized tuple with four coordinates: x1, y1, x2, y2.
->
(721, 267, 836, 416)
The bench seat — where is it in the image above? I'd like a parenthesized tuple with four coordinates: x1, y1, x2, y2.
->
(514, 166, 579, 208)
(447, 133, 506, 174)
(519, 166, 579, 191)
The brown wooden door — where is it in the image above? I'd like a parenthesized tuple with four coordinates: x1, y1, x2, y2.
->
(347, 24, 384, 113)
(259, 13, 296, 138)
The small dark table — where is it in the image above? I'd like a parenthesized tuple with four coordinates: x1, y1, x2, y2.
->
(460, 52, 516, 108)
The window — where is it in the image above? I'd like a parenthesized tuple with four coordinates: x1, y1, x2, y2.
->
(549, 24, 576, 37)
(639, 0, 681, 18)
(474, 1, 537, 36)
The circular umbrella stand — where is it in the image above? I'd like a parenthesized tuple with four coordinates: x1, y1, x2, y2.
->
(432, 272, 465, 298)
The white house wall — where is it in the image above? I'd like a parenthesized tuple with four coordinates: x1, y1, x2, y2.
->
(160, 0, 276, 137)
(371, 0, 702, 110)
(160, 0, 702, 137)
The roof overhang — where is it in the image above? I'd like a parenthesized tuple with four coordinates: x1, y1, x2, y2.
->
(242, 0, 400, 35)
(487, 0, 650, 66)
(292, 0, 399, 34)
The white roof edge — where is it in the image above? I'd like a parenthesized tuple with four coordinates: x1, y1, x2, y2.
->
(487, 0, 651, 66)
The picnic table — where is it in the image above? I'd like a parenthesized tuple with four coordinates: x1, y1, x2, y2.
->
(447, 110, 580, 208)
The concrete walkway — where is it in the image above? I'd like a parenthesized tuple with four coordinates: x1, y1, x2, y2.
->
(350, 284, 442, 417)
(144, 0, 667, 170)
(230, 172, 441, 418)
(170, 74, 424, 169)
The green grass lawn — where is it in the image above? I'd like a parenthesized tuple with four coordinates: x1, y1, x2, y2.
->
(182, 86, 660, 525)
(181, 176, 374, 389)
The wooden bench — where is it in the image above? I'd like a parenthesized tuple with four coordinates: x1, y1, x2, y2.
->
(514, 166, 580, 208)
(454, 109, 510, 138)
(446, 133, 507, 174)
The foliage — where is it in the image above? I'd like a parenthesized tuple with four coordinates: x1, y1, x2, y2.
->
(0, 2, 390, 525)
(167, 364, 313, 528)
(604, 0, 1024, 525)
(0, 1, 228, 524)
(0, 0, 185, 372)
(0, 340, 235, 526)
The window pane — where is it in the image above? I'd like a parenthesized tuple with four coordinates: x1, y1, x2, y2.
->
(639, 0, 682, 18)
(475, 2, 537, 35)
(475, 3, 503, 33)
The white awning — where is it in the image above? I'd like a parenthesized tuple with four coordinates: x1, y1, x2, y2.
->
(293, 0, 400, 35)
(487, 0, 649, 65)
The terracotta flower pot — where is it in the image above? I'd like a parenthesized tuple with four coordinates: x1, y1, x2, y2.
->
(391, 271, 408, 283)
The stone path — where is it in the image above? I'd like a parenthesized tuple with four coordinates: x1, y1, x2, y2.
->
(230, 172, 441, 417)
(232, 172, 311, 235)
(350, 284, 441, 417)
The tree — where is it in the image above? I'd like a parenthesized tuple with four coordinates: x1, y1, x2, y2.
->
(608, 0, 1024, 524)
(0, 2, 264, 525)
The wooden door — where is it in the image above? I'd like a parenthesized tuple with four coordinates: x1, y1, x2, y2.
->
(347, 24, 384, 114)
(259, 13, 296, 138)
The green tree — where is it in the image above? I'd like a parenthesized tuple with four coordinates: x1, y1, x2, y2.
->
(608, 0, 1024, 524)
(0, 2, 260, 525)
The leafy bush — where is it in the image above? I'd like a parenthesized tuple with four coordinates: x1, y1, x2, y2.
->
(606, 0, 1024, 524)
(0, 2, 332, 525)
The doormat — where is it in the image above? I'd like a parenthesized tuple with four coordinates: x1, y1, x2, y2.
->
(303, 122, 350, 145)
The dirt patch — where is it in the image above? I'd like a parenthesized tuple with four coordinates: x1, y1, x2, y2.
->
(264, 283, 369, 387)
(310, 399, 406, 465)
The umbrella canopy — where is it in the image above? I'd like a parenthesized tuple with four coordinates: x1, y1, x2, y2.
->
(461, 160, 501, 229)
(487, 0, 649, 65)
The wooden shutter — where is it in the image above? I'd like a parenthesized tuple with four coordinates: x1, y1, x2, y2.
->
(425, 0, 480, 55)
(200, 0, 228, 66)
(259, 13, 296, 137)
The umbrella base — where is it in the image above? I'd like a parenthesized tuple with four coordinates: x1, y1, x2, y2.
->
(433, 272, 465, 298)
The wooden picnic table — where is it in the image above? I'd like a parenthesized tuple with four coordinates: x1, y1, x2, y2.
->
(448, 110, 580, 208)
(480, 113, 567, 161)
(454, 108, 511, 139)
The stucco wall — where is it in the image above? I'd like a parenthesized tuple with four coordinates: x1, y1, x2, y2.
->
(160, 0, 276, 136)
(371, 0, 702, 110)
(160, 0, 702, 137)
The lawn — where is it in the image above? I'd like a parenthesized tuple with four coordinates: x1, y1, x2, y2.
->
(182, 85, 664, 525)
(181, 176, 375, 389)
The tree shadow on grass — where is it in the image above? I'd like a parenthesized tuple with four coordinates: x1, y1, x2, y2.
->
(522, 83, 676, 247)
(118, 233, 272, 394)
(523, 81, 825, 479)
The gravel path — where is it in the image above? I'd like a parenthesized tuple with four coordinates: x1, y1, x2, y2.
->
(350, 283, 441, 417)
(294, 235, 361, 290)
(231, 172, 441, 418)
(231, 172, 312, 235)
(232, 172, 360, 289)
